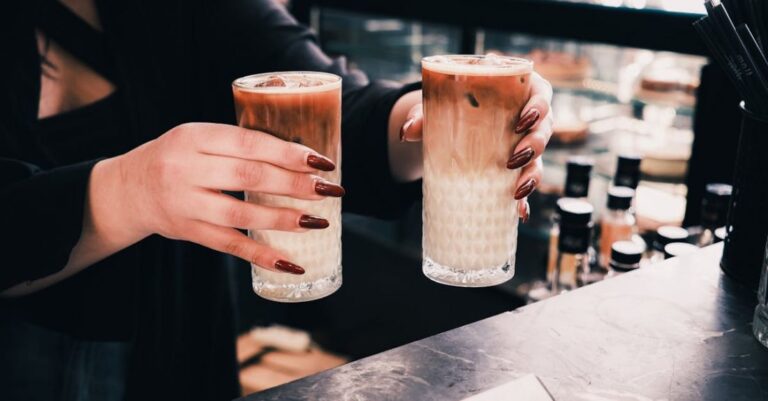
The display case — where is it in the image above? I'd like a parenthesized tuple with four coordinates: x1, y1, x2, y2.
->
(225, 0, 731, 359)
(300, 0, 709, 280)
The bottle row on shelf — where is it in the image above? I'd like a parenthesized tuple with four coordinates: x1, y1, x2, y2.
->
(527, 154, 732, 303)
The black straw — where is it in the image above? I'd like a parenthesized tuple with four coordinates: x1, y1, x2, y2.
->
(695, 0, 768, 115)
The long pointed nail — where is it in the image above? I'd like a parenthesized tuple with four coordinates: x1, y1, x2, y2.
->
(514, 109, 541, 134)
(521, 200, 531, 223)
(274, 260, 305, 275)
(514, 178, 537, 200)
(299, 215, 330, 229)
(307, 154, 336, 171)
(507, 147, 535, 170)
(315, 180, 345, 197)
(400, 118, 415, 142)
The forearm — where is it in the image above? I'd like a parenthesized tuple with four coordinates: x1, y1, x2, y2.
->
(387, 90, 423, 182)
(2, 156, 147, 297)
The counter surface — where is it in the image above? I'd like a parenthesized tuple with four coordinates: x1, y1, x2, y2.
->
(238, 244, 768, 401)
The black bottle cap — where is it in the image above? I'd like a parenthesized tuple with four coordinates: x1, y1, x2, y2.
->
(701, 183, 732, 228)
(613, 154, 642, 189)
(610, 240, 644, 266)
(564, 156, 594, 198)
(606, 186, 634, 210)
(653, 226, 689, 252)
(556, 198, 594, 226)
(556, 198, 594, 254)
(664, 242, 699, 259)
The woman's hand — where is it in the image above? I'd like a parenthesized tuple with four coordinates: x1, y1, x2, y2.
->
(397, 72, 554, 222)
(103, 123, 343, 274)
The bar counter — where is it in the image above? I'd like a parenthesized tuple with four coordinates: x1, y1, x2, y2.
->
(238, 243, 768, 401)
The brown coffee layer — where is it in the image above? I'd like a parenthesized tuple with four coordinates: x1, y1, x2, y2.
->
(422, 67, 531, 174)
(233, 86, 341, 172)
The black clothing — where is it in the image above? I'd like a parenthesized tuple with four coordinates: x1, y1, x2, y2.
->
(0, 0, 420, 399)
(0, 320, 130, 401)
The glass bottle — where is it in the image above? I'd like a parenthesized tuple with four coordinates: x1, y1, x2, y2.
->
(552, 198, 594, 294)
(564, 156, 594, 199)
(528, 199, 594, 303)
(606, 240, 644, 278)
(698, 183, 732, 247)
(649, 226, 689, 263)
(613, 154, 642, 190)
(546, 156, 594, 282)
(599, 187, 636, 269)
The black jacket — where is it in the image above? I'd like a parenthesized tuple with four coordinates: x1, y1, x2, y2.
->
(0, 0, 419, 399)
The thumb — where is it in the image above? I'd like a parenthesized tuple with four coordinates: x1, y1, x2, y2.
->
(399, 103, 423, 143)
(518, 198, 531, 223)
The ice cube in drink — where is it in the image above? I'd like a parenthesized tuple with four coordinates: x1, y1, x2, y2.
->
(232, 72, 342, 302)
(421, 55, 533, 287)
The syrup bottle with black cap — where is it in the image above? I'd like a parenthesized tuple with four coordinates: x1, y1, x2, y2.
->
(552, 198, 594, 294)
(546, 157, 595, 281)
(650, 226, 690, 263)
(697, 183, 732, 247)
(606, 241, 644, 278)
(564, 156, 594, 200)
(599, 186, 636, 269)
(613, 154, 642, 190)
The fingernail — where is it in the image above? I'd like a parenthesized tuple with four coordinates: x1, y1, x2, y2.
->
(514, 178, 537, 200)
(299, 215, 329, 229)
(400, 118, 415, 142)
(307, 154, 336, 172)
(521, 200, 531, 223)
(507, 147, 535, 170)
(514, 109, 540, 134)
(315, 180, 346, 197)
(274, 260, 305, 275)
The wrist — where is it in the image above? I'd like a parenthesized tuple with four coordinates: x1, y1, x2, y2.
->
(88, 155, 151, 247)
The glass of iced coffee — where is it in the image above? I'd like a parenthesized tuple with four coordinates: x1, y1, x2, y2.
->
(421, 55, 533, 287)
(232, 72, 342, 302)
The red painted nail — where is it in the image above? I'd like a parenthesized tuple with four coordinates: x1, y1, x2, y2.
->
(507, 147, 535, 170)
(299, 215, 330, 229)
(514, 109, 541, 134)
(315, 180, 346, 197)
(307, 154, 336, 172)
(274, 260, 305, 275)
(514, 178, 537, 200)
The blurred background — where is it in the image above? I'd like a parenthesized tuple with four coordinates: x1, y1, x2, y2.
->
(236, 0, 742, 392)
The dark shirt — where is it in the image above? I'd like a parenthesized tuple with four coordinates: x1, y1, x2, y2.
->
(0, 0, 420, 399)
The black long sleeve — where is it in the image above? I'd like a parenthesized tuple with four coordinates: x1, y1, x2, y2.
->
(0, 158, 97, 291)
(204, 0, 422, 218)
(0, 1, 421, 399)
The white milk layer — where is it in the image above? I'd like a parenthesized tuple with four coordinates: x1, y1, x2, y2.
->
(423, 168, 519, 272)
(248, 193, 341, 302)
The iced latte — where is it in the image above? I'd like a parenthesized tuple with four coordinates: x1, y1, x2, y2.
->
(232, 72, 342, 302)
(422, 55, 533, 287)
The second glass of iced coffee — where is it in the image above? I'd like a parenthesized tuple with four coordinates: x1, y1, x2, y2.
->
(422, 55, 533, 287)
(232, 72, 342, 302)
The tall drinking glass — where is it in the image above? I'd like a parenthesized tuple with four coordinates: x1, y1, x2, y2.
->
(422, 55, 533, 287)
(232, 72, 342, 302)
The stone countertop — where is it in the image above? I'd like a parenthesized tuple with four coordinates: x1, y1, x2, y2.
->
(238, 243, 768, 401)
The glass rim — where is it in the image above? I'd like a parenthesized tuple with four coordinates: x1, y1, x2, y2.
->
(422, 54, 533, 75)
(232, 71, 342, 94)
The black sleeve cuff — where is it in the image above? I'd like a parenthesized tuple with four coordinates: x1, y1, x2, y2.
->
(341, 81, 422, 219)
(0, 159, 98, 290)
